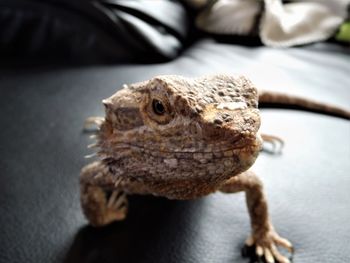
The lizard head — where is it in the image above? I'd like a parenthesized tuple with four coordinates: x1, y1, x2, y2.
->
(98, 75, 262, 199)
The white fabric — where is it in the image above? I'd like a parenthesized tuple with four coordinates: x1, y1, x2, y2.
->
(261, 0, 349, 47)
(195, 0, 349, 47)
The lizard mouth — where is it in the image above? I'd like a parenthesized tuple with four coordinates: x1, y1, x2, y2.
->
(101, 138, 261, 200)
(99, 137, 261, 161)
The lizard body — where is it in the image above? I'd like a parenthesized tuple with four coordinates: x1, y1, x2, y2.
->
(80, 74, 349, 263)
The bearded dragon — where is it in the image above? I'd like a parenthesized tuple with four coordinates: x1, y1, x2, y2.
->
(80, 75, 350, 263)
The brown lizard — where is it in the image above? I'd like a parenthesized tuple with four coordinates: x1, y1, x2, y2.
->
(80, 74, 350, 263)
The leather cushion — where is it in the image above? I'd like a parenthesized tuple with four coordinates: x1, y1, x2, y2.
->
(0, 40, 349, 263)
(0, 0, 189, 63)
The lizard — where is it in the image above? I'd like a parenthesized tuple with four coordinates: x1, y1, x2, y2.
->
(80, 74, 350, 263)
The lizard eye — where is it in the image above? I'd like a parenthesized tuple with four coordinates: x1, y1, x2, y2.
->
(145, 96, 173, 125)
(152, 99, 165, 115)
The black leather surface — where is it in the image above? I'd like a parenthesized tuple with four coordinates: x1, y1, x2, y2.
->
(0, 0, 189, 63)
(0, 40, 349, 263)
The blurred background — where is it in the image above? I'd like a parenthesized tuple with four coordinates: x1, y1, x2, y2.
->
(1, 0, 349, 64)
(0, 1, 350, 263)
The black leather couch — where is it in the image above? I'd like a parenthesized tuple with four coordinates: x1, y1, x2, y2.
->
(1, 1, 349, 263)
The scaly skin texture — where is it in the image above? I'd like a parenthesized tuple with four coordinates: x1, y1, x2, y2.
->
(80, 75, 293, 263)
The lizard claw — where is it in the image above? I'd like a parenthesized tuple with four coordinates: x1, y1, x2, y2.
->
(105, 190, 128, 221)
(81, 185, 128, 226)
(242, 231, 293, 263)
(261, 134, 284, 154)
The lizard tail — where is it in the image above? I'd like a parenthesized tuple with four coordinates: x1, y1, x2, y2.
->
(258, 91, 350, 120)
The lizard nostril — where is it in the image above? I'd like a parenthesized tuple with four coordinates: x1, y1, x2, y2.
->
(102, 99, 113, 108)
(214, 118, 223, 125)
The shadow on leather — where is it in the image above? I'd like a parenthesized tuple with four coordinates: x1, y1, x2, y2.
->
(64, 196, 207, 263)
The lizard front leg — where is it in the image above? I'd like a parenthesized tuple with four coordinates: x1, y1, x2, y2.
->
(220, 171, 293, 263)
(80, 161, 128, 227)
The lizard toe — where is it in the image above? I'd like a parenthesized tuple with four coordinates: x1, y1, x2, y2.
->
(242, 231, 293, 263)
